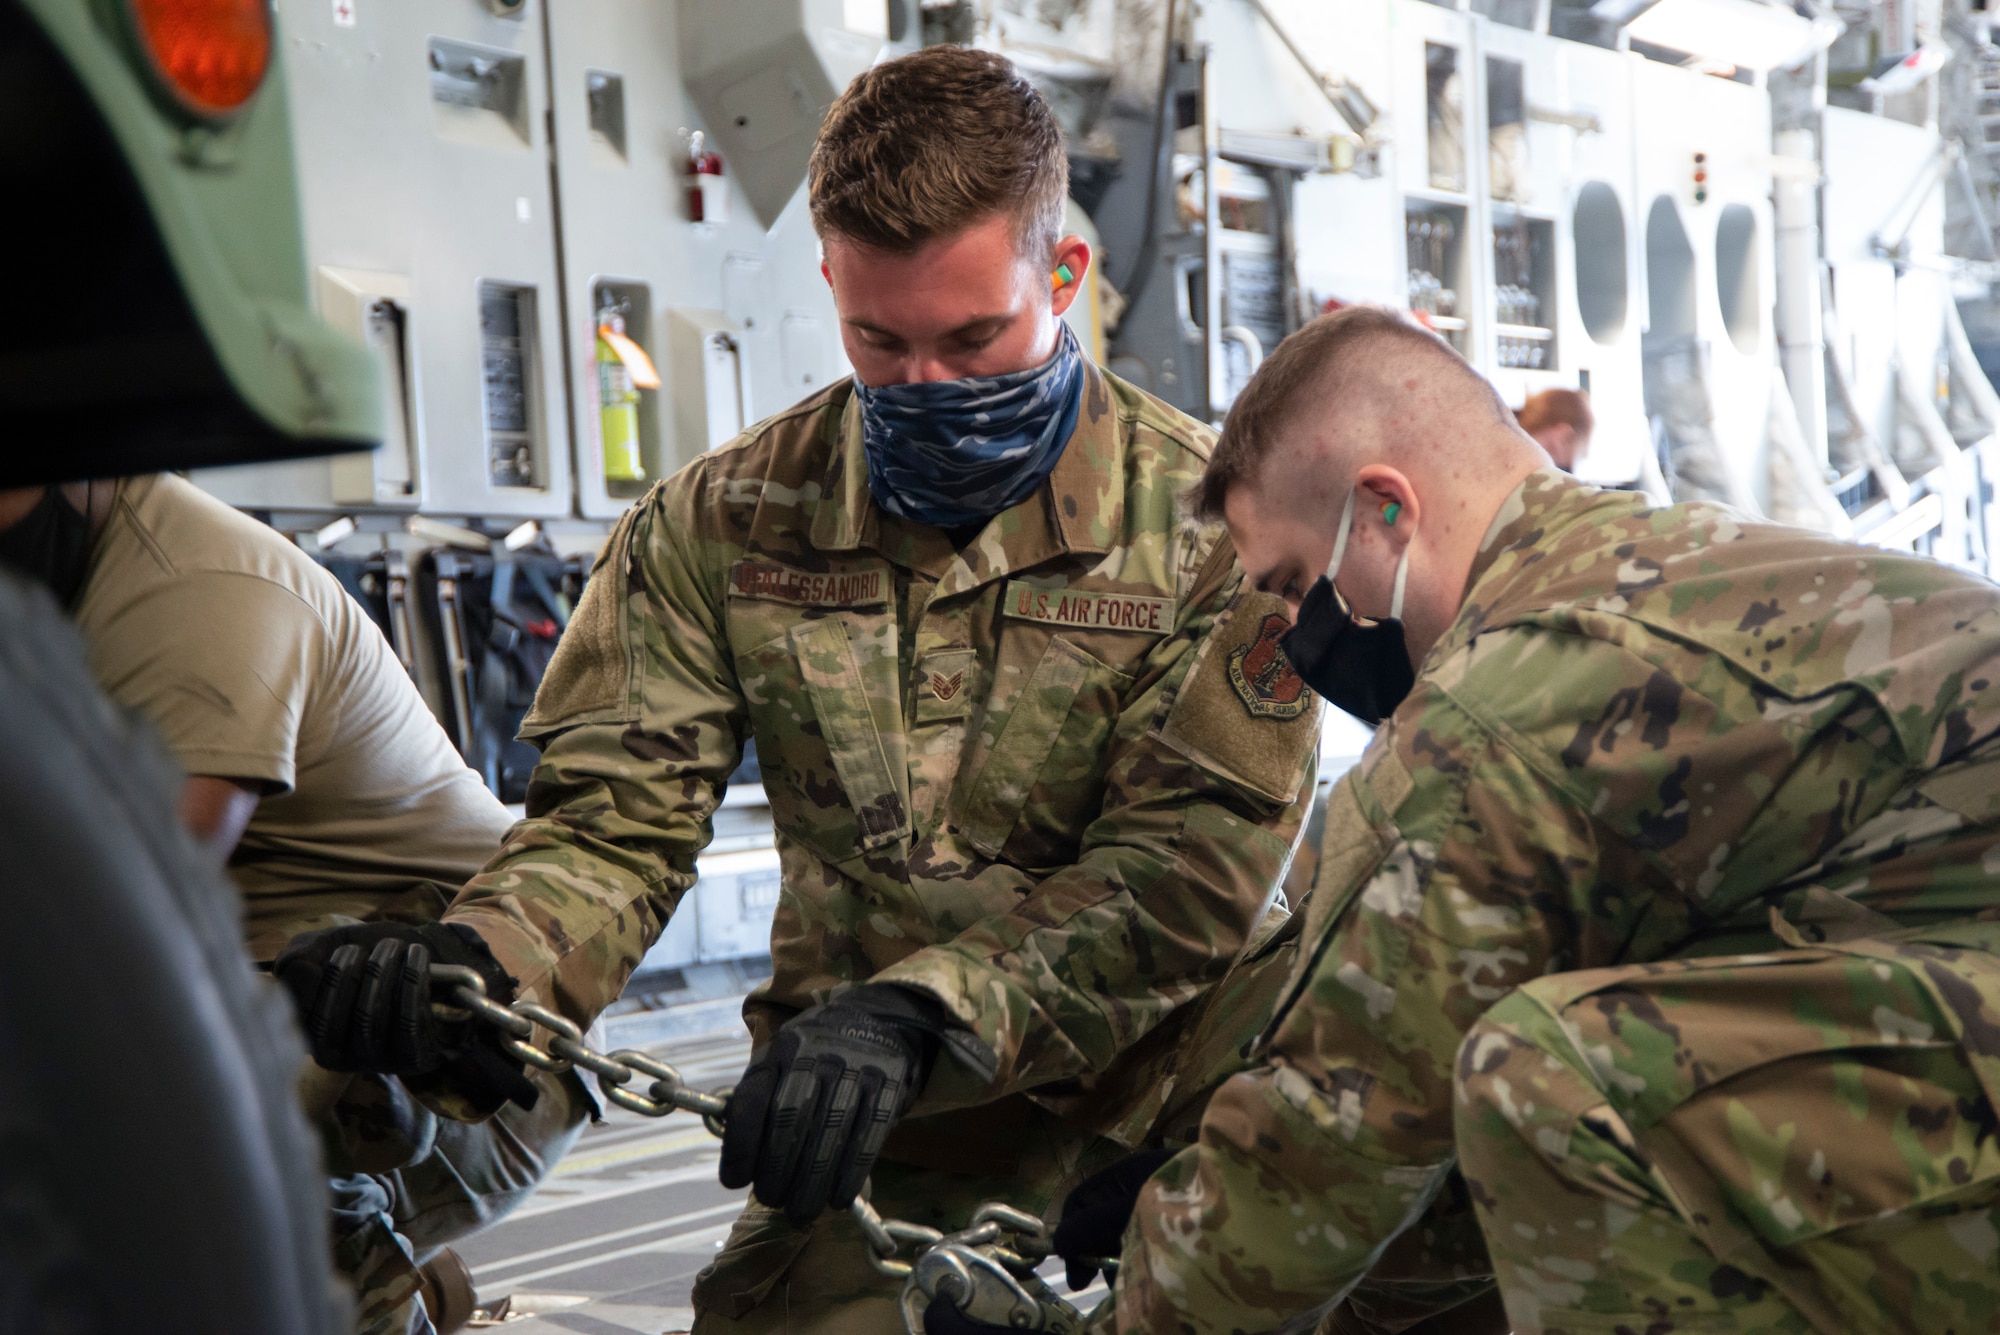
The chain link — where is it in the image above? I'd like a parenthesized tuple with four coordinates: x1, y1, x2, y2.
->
(428, 964, 730, 1134)
(430, 965, 1069, 1331)
(860, 1197, 1072, 1333)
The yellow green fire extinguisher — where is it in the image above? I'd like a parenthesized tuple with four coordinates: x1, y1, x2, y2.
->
(596, 303, 659, 483)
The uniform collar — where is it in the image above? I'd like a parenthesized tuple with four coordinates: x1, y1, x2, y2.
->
(809, 357, 1125, 591)
(1436, 467, 1615, 659)
(1462, 467, 1582, 591)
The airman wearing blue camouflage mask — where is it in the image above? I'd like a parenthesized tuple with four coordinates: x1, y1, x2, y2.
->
(278, 44, 1325, 1335)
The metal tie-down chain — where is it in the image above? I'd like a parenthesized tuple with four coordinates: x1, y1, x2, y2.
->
(430, 966, 1075, 1333)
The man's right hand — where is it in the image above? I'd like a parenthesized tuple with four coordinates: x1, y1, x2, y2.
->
(273, 921, 539, 1113)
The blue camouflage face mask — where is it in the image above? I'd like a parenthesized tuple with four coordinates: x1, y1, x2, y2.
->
(856, 322, 1085, 530)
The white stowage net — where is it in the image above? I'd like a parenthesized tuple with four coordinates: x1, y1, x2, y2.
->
(1634, 431, 1675, 507)
(1765, 364, 1853, 536)
(1891, 358, 1962, 479)
(1488, 122, 1527, 203)
(1943, 295, 2000, 446)
(1645, 334, 1760, 514)
(1428, 71, 1465, 192)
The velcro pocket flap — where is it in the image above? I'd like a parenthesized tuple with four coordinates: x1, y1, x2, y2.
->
(791, 618, 910, 849)
(958, 636, 1092, 857)
(523, 499, 643, 733)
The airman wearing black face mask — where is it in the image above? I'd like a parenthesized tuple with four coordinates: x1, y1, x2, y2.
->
(0, 482, 104, 608)
(982, 303, 2000, 1335)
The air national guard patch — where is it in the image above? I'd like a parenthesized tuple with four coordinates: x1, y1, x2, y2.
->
(1157, 591, 1321, 805)
(1227, 613, 1310, 719)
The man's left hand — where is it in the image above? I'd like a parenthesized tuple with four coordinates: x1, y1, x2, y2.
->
(1051, 1147, 1179, 1291)
(718, 983, 950, 1226)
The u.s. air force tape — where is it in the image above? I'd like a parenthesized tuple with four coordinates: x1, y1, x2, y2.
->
(1002, 580, 1172, 634)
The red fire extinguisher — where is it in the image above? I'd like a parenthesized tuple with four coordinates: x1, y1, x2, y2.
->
(686, 129, 727, 224)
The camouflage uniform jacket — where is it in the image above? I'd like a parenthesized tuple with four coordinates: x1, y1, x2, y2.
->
(1112, 467, 2000, 1331)
(446, 361, 1322, 1150)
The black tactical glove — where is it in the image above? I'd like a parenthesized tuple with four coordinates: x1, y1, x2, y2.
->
(1051, 1147, 1179, 1291)
(718, 983, 950, 1227)
(273, 921, 539, 1114)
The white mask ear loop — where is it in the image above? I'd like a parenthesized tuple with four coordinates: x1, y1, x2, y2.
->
(1388, 540, 1411, 622)
(1325, 490, 1358, 581)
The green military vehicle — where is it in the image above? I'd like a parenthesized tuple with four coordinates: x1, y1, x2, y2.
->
(2, 2, 379, 1327)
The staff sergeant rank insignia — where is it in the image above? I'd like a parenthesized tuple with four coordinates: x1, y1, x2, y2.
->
(1227, 612, 1310, 719)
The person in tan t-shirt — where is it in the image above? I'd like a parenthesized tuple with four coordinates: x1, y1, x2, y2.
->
(0, 475, 588, 1335)
(71, 473, 508, 958)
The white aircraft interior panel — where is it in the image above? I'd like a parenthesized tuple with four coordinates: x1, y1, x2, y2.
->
(1632, 57, 1773, 511)
(198, 0, 572, 518)
(547, 0, 768, 516)
(1552, 42, 1644, 483)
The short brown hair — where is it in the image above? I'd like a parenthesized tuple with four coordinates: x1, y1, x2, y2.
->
(808, 47, 1067, 256)
(1515, 388, 1594, 438)
(1189, 307, 1485, 521)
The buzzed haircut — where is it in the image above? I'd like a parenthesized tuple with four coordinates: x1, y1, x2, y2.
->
(1189, 306, 1504, 521)
(1515, 387, 1594, 438)
(808, 47, 1068, 257)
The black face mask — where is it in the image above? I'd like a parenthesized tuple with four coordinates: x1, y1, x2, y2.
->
(0, 486, 96, 609)
(1277, 490, 1416, 728)
(1279, 577, 1415, 728)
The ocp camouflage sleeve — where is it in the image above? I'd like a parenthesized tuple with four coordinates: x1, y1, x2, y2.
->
(444, 468, 743, 1023)
(1109, 644, 1591, 1331)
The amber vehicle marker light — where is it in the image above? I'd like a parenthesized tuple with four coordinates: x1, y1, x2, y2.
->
(124, 0, 272, 120)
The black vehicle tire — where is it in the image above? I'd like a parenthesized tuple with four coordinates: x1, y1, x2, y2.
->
(0, 573, 340, 1334)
